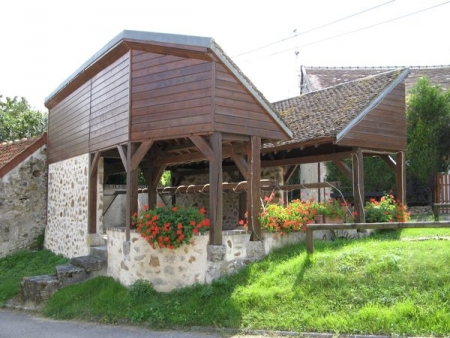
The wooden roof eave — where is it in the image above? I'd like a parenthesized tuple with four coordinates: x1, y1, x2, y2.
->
(261, 136, 336, 153)
(335, 68, 410, 146)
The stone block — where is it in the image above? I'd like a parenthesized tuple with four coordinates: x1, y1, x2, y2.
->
(56, 264, 89, 287)
(207, 244, 226, 262)
(246, 240, 265, 260)
(20, 275, 61, 303)
(90, 245, 108, 260)
(71, 255, 106, 272)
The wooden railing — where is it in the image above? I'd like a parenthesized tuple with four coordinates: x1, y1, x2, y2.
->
(305, 221, 450, 253)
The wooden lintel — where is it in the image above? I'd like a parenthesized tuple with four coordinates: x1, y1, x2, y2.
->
(333, 159, 353, 182)
(380, 154, 397, 172)
(189, 135, 215, 161)
(222, 133, 250, 142)
(131, 140, 154, 170)
(262, 151, 353, 168)
(117, 145, 128, 172)
(231, 149, 249, 180)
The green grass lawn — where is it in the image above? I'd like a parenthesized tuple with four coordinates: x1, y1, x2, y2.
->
(0, 250, 69, 305)
(2, 229, 450, 336)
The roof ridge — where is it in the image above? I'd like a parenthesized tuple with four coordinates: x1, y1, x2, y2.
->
(304, 65, 450, 70)
(305, 68, 407, 95)
(0, 136, 39, 146)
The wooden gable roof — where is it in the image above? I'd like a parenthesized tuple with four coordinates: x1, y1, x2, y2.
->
(0, 134, 47, 177)
(268, 69, 410, 152)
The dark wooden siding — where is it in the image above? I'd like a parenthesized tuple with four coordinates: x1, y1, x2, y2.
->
(338, 82, 406, 151)
(48, 81, 90, 164)
(89, 53, 130, 151)
(214, 63, 287, 140)
(130, 50, 213, 141)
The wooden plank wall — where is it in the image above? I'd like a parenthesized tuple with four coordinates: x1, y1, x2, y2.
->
(90, 53, 130, 151)
(48, 81, 90, 164)
(214, 63, 287, 140)
(130, 50, 213, 141)
(338, 82, 406, 151)
(48, 53, 130, 164)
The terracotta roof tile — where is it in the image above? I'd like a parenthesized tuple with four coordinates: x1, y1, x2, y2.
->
(304, 65, 450, 92)
(0, 135, 46, 176)
(268, 69, 406, 148)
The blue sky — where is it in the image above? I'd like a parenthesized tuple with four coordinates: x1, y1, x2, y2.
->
(1, 0, 449, 111)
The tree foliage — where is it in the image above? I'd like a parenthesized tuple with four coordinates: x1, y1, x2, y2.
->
(0, 96, 47, 142)
(406, 77, 450, 184)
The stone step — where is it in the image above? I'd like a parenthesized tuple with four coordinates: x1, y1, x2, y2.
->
(90, 245, 108, 260)
(56, 264, 89, 287)
(20, 275, 61, 304)
(71, 255, 106, 273)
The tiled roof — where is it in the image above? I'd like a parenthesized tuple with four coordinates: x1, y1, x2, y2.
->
(303, 65, 450, 92)
(0, 134, 46, 177)
(268, 69, 407, 149)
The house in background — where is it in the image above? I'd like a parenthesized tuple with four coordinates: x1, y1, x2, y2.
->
(0, 134, 47, 257)
(296, 65, 450, 202)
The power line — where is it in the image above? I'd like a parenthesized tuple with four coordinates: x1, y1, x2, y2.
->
(232, 0, 396, 58)
(268, 0, 450, 57)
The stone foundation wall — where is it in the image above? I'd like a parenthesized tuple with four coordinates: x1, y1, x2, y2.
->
(106, 228, 307, 292)
(45, 154, 90, 258)
(0, 146, 47, 258)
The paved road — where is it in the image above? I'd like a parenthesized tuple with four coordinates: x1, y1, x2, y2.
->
(0, 309, 273, 338)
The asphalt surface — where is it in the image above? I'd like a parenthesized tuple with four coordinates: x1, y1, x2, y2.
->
(0, 309, 283, 338)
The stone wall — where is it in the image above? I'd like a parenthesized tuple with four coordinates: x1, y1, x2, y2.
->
(45, 154, 90, 258)
(0, 146, 47, 258)
(106, 227, 308, 292)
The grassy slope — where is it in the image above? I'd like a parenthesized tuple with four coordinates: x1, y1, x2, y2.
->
(40, 229, 450, 336)
(0, 250, 69, 305)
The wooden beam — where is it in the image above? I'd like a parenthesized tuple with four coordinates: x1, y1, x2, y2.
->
(231, 148, 249, 180)
(131, 140, 154, 170)
(396, 151, 406, 203)
(117, 145, 127, 173)
(261, 151, 353, 168)
(190, 135, 215, 161)
(284, 165, 298, 183)
(380, 154, 397, 172)
(248, 136, 262, 241)
(88, 152, 101, 234)
(209, 132, 223, 245)
(333, 159, 353, 182)
(142, 165, 166, 209)
(352, 148, 365, 223)
(125, 143, 139, 242)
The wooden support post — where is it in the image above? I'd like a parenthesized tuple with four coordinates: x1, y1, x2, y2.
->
(142, 165, 166, 209)
(248, 136, 262, 241)
(125, 143, 139, 242)
(209, 132, 223, 245)
(396, 151, 406, 204)
(352, 148, 365, 223)
(88, 152, 101, 234)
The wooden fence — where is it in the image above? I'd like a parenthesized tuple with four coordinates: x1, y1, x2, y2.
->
(305, 221, 450, 253)
(434, 173, 450, 213)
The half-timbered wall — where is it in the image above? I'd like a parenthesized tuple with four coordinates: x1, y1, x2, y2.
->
(338, 82, 406, 151)
(130, 50, 213, 141)
(214, 63, 287, 140)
